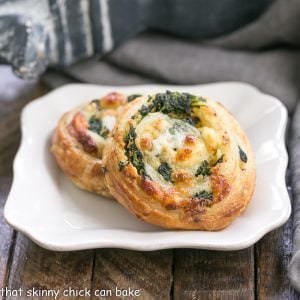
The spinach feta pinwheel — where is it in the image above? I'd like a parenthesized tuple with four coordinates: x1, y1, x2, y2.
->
(51, 92, 139, 197)
(103, 91, 255, 230)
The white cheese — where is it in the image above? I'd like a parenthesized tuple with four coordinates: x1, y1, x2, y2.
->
(102, 115, 116, 131)
(136, 112, 210, 177)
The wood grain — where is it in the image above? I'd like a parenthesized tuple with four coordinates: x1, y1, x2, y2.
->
(173, 248, 255, 300)
(0, 70, 48, 173)
(91, 249, 173, 300)
(7, 234, 94, 300)
(0, 67, 96, 300)
(0, 176, 15, 291)
(255, 217, 299, 299)
(0, 66, 49, 293)
(254, 118, 300, 299)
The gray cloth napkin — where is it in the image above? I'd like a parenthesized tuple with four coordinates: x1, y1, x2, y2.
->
(44, 0, 300, 113)
(42, 0, 300, 290)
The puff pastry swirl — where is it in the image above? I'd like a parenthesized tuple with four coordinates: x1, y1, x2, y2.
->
(103, 91, 255, 230)
(51, 92, 139, 197)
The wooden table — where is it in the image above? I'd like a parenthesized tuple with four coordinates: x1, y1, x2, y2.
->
(0, 65, 299, 300)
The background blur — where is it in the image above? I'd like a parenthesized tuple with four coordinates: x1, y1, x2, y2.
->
(0, 0, 299, 115)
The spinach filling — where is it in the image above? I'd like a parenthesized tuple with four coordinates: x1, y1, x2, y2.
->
(195, 160, 211, 177)
(193, 190, 213, 200)
(137, 91, 205, 122)
(88, 116, 110, 139)
(238, 146, 248, 163)
(157, 162, 173, 182)
(213, 155, 224, 166)
(183, 116, 200, 126)
(195, 155, 225, 177)
(128, 94, 142, 102)
(124, 92, 215, 182)
(124, 125, 148, 177)
(89, 116, 102, 133)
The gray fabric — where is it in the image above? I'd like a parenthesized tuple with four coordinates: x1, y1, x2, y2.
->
(0, 0, 272, 78)
(207, 0, 300, 49)
(47, 0, 300, 113)
(106, 34, 300, 113)
(42, 60, 154, 88)
(65, 59, 154, 85)
(43, 0, 300, 291)
(55, 33, 300, 113)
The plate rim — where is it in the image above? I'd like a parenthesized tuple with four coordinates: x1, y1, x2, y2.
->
(4, 81, 291, 251)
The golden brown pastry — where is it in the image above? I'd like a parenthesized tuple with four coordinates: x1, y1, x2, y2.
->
(51, 92, 141, 197)
(103, 91, 255, 230)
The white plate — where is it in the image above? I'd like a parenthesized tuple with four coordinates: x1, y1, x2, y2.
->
(4, 82, 290, 251)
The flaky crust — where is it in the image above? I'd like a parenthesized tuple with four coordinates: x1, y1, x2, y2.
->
(103, 92, 256, 230)
(51, 111, 110, 197)
(51, 92, 129, 197)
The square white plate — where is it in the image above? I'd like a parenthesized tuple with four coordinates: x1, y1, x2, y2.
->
(4, 82, 290, 251)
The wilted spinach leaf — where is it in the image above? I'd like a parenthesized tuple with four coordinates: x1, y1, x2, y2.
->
(158, 162, 172, 182)
(193, 190, 213, 200)
(195, 160, 211, 177)
(124, 125, 148, 177)
(89, 116, 102, 134)
(238, 146, 248, 163)
(89, 116, 110, 139)
(128, 94, 142, 102)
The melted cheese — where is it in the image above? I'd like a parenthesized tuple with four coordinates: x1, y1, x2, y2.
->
(102, 115, 116, 131)
(135, 112, 220, 198)
(200, 127, 220, 153)
(80, 105, 117, 158)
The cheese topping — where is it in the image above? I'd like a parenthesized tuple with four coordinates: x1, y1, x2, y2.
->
(102, 115, 116, 132)
(135, 112, 217, 197)
(68, 94, 122, 158)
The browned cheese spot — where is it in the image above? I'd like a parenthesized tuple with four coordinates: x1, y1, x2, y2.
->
(176, 147, 193, 161)
(141, 179, 162, 197)
(139, 134, 153, 151)
(211, 173, 230, 203)
(184, 134, 197, 146)
(123, 163, 139, 180)
(101, 92, 127, 108)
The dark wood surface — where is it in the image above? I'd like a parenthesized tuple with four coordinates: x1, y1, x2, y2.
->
(0, 65, 299, 300)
